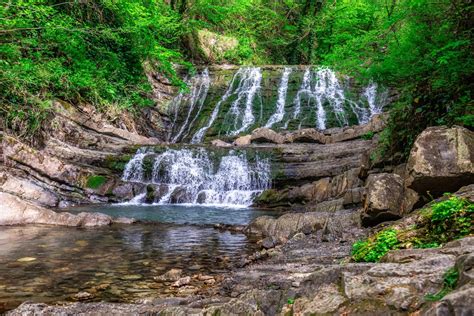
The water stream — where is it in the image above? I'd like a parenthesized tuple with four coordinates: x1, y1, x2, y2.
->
(172, 66, 387, 141)
(122, 147, 271, 207)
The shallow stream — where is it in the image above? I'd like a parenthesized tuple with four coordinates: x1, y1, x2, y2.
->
(0, 205, 275, 312)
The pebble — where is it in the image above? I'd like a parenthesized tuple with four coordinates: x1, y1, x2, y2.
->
(16, 257, 37, 262)
(121, 274, 143, 280)
(73, 291, 93, 300)
(172, 276, 191, 287)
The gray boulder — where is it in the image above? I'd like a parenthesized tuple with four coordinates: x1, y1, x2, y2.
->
(406, 126, 474, 197)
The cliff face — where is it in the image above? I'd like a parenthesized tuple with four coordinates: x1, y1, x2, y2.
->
(0, 100, 165, 216)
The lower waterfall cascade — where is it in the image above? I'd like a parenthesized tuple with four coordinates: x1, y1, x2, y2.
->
(168, 66, 388, 143)
(122, 147, 271, 207)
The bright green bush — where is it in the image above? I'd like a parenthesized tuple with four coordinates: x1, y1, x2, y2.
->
(86, 175, 107, 189)
(352, 229, 399, 262)
(424, 196, 474, 244)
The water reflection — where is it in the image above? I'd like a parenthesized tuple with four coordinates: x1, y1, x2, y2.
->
(0, 223, 260, 312)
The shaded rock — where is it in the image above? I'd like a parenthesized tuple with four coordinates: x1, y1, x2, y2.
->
(362, 173, 418, 226)
(251, 128, 285, 144)
(211, 139, 232, 147)
(406, 126, 474, 197)
(234, 135, 251, 146)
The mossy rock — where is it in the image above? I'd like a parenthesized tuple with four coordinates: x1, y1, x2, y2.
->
(86, 175, 107, 190)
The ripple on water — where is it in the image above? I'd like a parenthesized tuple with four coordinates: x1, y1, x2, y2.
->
(0, 205, 273, 312)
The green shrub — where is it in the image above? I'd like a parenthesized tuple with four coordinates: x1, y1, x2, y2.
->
(425, 196, 474, 244)
(361, 131, 375, 140)
(86, 175, 107, 190)
(352, 229, 399, 262)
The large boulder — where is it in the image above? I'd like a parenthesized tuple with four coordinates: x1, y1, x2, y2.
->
(251, 128, 285, 144)
(362, 173, 419, 226)
(406, 126, 474, 197)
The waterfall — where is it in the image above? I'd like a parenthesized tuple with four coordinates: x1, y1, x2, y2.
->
(122, 148, 271, 207)
(170, 68, 211, 143)
(191, 68, 243, 144)
(173, 66, 387, 141)
(122, 148, 149, 182)
(226, 67, 262, 136)
(265, 67, 292, 128)
(363, 82, 386, 117)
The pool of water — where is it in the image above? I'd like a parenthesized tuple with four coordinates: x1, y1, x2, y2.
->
(61, 204, 278, 226)
(0, 205, 276, 312)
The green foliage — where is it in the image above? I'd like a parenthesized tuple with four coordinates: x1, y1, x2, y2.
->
(287, 298, 295, 305)
(86, 175, 107, 189)
(1, 0, 187, 139)
(361, 131, 375, 140)
(425, 267, 459, 301)
(424, 196, 474, 244)
(352, 229, 399, 262)
(353, 196, 473, 262)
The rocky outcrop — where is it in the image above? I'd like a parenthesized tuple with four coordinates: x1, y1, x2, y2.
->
(286, 128, 327, 143)
(361, 173, 419, 226)
(251, 127, 286, 144)
(234, 135, 251, 146)
(254, 167, 366, 211)
(0, 192, 131, 226)
(245, 209, 362, 242)
(406, 126, 474, 197)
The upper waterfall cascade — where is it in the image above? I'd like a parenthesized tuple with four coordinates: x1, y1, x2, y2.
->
(122, 147, 271, 207)
(168, 66, 388, 143)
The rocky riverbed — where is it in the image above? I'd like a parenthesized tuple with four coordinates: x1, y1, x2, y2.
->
(1, 99, 473, 315)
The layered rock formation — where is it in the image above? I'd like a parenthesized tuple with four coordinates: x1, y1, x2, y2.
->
(0, 100, 162, 225)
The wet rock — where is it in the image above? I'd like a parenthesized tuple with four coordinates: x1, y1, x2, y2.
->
(211, 139, 232, 147)
(361, 173, 418, 226)
(155, 268, 183, 282)
(251, 128, 285, 144)
(406, 126, 474, 197)
(172, 276, 191, 287)
(326, 114, 386, 143)
(121, 274, 143, 281)
(234, 135, 251, 146)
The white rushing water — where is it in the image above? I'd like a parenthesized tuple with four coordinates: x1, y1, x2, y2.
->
(169, 68, 210, 143)
(265, 67, 292, 128)
(226, 67, 262, 136)
(122, 148, 271, 207)
(175, 66, 386, 140)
